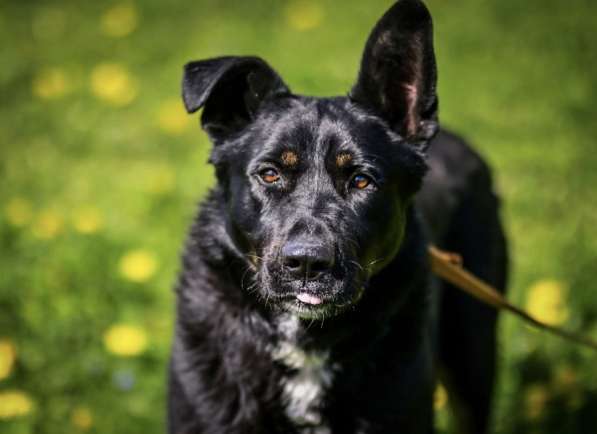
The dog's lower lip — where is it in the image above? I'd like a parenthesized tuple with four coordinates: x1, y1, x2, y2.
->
(296, 292, 323, 305)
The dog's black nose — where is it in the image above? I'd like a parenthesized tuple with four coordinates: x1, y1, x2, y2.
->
(281, 240, 335, 280)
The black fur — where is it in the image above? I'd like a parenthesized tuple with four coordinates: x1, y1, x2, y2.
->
(169, 1, 508, 433)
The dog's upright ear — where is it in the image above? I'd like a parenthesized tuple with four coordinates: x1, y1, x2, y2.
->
(350, 0, 438, 147)
(182, 56, 290, 141)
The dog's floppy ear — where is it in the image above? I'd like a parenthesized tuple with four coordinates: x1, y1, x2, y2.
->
(350, 0, 438, 147)
(182, 56, 290, 140)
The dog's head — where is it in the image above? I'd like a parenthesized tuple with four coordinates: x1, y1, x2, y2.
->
(182, 0, 438, 319)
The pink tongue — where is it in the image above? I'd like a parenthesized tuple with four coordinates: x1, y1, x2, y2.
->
(297, 293, 323, 305)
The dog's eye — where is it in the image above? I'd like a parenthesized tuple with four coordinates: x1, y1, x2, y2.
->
(350, 174, 372, 190)
(259, 168, 280, 184)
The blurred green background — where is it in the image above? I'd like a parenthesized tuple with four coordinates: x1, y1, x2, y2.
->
(1, 0, 596, 432)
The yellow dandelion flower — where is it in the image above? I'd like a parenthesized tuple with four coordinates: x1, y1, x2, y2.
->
(4, 198, 32, 227)
(145, 165, 176, 194)
(284, 0, 324, 31)
(157, 98, 191, 136)
(433, 383, 448, 411)
(31, 209, 64, 239)
(0, 390, 34, 419)
(524, 384, 549, 421)
(526, 279, 570, 326)
(32, 67, 69, 99)
(100, 3, 138, 38)
(103, 324, 148, 357)
(71, 405, 93, 430)
(119, 249, 157, 282)
(72, 206, 104, 234)
(90, 63, 138, 106)
(0, 339, 16, 380)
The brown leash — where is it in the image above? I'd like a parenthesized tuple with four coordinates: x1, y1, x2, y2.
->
(429, 246, 597, 352)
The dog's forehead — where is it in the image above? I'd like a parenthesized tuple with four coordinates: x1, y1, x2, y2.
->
(254, 96, 394, 161)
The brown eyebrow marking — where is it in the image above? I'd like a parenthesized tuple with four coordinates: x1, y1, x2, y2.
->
(281, 150, 299, 167)
(336, 152, 352, 168)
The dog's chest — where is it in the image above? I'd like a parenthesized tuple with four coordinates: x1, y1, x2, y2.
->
(271, 315, 333, 433)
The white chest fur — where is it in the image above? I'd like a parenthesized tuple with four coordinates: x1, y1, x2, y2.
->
(271, 315, 333, 432)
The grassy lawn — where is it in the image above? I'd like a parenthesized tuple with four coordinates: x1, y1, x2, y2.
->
(1, 0, 596, 432)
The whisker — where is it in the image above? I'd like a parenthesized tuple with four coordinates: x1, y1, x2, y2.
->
(366, 257, 386, 270)
(245, 282, 259, 294)
(245, 254, 264, 263)
(240, 265, 255, 292)
(349, 260, 364, 272)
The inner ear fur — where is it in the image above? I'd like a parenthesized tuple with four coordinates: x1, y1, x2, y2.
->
(350, 0, 438, 144)
(182, 56, 290, 140)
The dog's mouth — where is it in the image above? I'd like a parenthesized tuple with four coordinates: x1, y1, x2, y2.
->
(296, 292, 325, 306)
(257, 263, 366, 319)
(271, 290, 358, 319)
(284, 290, 363, 319)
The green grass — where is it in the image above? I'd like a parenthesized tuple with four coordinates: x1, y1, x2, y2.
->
(1, 0, 596, 432)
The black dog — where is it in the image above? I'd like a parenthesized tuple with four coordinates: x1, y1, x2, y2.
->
(168, 1, 507, 433)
